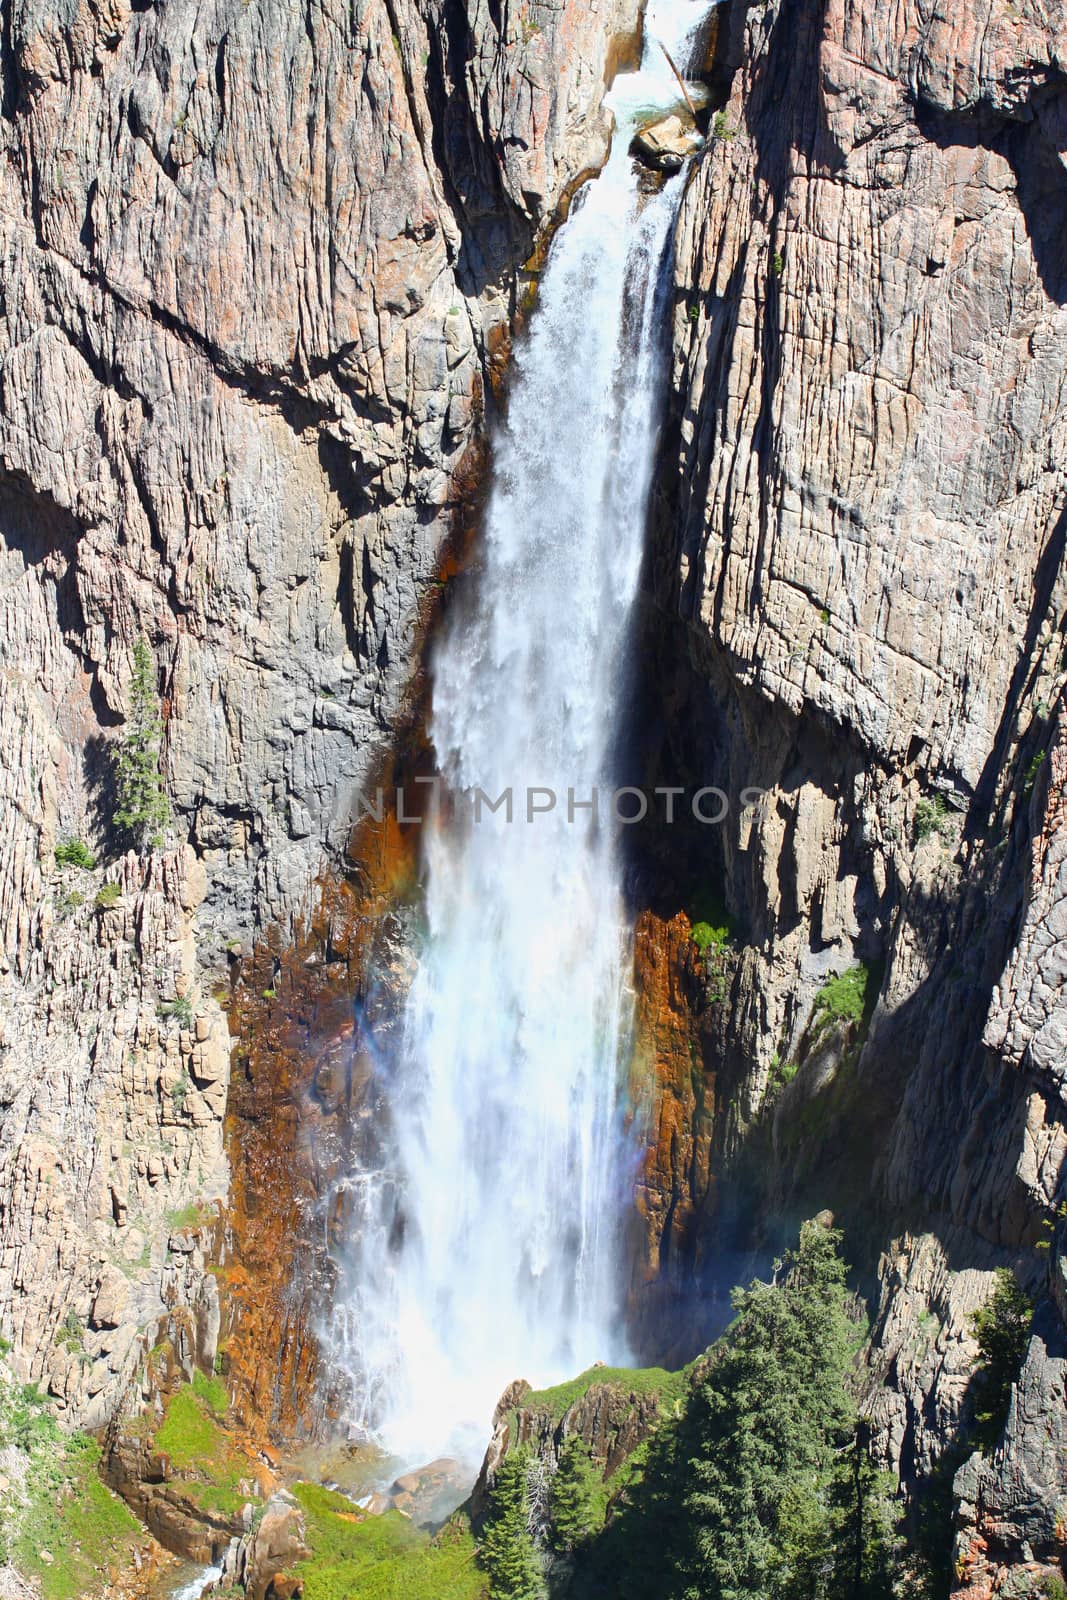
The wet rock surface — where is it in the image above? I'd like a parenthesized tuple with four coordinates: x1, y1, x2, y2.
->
(631, 111, 704, 171)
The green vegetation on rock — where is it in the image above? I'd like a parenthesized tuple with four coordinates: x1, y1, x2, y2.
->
(113, 634, 170, 851)
(152, 1370, 254, 1520)
(913, 794, 950, 844)
(812, 963, 873, 1035)
(292, 1482, 486, 1600)
(521, 1362, 688, 1427)
(54, 838, 96, 870)
(689, 919, 730, 955)
(0, 1376, 140, 1600)
(970, 1268, 1033, 1449)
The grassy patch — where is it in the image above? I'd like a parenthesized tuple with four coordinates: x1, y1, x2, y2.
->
(520, 1363, 690, 1427)
(152, 1373, 253, 1520)
(292, 1486, 485, 1600)
(165, 1201, 213, 1232)
(1, 1404, 141, 1600)
(158, 995, 194, 1028)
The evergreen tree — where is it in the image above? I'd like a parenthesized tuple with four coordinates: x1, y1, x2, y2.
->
(549, 1437, 606, 1554)
(481, 1448, 544, 1600)
(826, 1423, 903, 1600)
(676, 1220, 857, 1600)
(113, 635, 170, 851)
(970, 1269, 1032, 1447)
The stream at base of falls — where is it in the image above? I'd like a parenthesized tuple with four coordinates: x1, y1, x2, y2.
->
(328, 0, 716, 1472)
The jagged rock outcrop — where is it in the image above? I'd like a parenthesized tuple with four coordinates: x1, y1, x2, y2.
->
(647, 0, 1067, 1579)
(953, 1300, 1067, 1599)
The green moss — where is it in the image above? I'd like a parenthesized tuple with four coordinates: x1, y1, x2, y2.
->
(166, 1200, 212, 1232)
(520, 1363, 690, 1427)
(151, 1378, 257, 1526)
(10, 1431, 140, 1600)
(192, 1367, 230, 1414)
(690, 920, 730, 954)
(155, 1384, 225, 1467)
(292, 1487, 485, 1600)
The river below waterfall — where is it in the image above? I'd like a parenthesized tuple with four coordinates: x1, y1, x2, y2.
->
(331, 0, 714, 1469)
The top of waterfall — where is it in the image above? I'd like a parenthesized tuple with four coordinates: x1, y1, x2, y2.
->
(605, 0, 714, 129)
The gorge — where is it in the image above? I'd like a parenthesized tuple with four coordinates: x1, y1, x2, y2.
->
(0, 0, 1064, 1597)
(328, 0, 707, 1469)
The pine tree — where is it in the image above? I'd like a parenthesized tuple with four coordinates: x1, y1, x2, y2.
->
(970, 1268, 1032, 1447)
(550, 1437, 606, 1554)
(481, 1448, 545, 1600)
(113, 635, 170, 852)
(676, 1220, 857, 1600)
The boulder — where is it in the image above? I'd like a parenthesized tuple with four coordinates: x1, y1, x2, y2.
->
(631, 113, 704, 172)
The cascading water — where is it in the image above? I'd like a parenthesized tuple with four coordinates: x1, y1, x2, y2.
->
(333, 0, 712, 1467)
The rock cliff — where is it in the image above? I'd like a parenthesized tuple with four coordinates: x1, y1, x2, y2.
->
(641, 0, 1067, 1585)
(0, 0, 639, 1437)
(1, 0, 1065, 1590)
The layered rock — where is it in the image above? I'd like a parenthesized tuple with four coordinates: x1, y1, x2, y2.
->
(647, 0, 1067, 1579)
(0, 845, 227, 1429)
(0, 0, 642, 1437)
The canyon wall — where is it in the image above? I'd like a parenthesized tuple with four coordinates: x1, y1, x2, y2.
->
(1, 0, 1064, 1589)
(0, 0, 639, 1429)
(642, 0, 1067, 1584)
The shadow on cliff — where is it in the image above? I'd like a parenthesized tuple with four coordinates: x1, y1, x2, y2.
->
(913, 98, 1067, 306)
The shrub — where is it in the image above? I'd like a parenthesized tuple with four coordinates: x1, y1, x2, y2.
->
(113, 636, 170, 852)
(56, 1311, 85, 1356)
(95, 882, 121, 909)
(690, 919, 730, 955)
(914, 794, 950, 843)
(771, 249, 784, 277)
(812, 963, 872, 1033)
(54, 838, 96, 870)
(1024, 749, 1047, 798)
(158, 996, 193, 1029)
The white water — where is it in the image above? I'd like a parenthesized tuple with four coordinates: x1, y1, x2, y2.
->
(170, 1566, 223, 1600)
(333, 0, 711, 1467)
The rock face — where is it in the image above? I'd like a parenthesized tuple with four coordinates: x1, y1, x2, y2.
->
(0, 0, 641, 1428)
(0, 845, 227, 1429)
(648, 0, 1067, 1582)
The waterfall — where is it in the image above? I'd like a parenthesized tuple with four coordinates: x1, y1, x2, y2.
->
(333, 0, 712, 1467)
